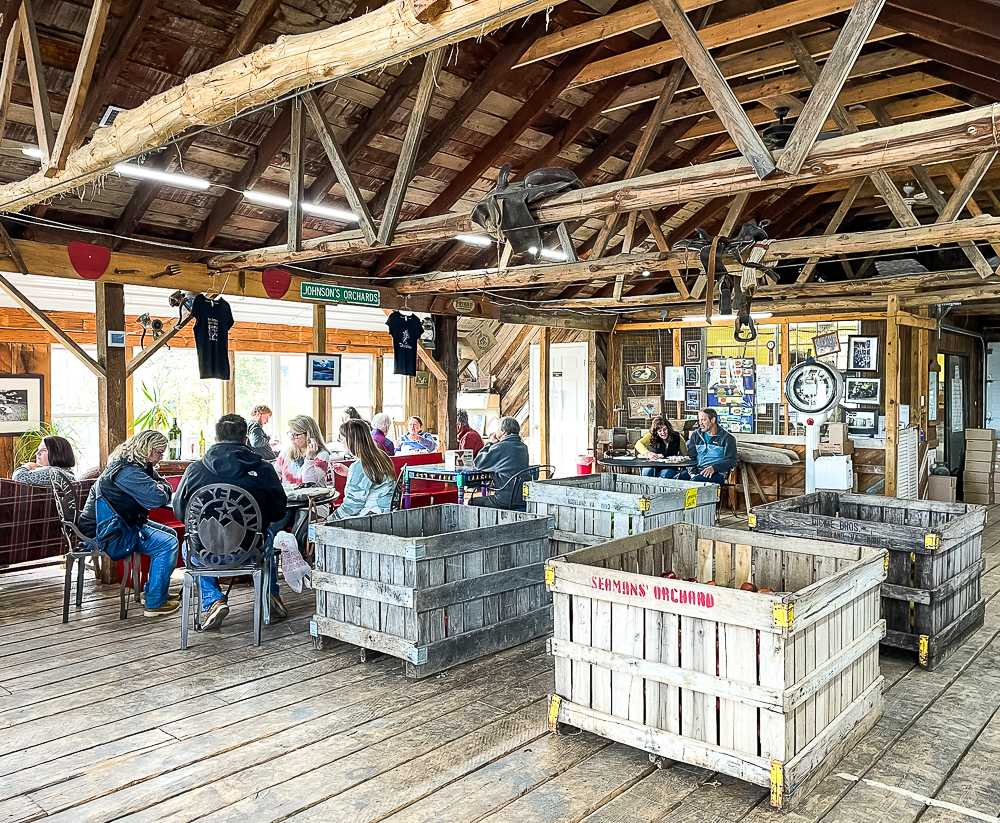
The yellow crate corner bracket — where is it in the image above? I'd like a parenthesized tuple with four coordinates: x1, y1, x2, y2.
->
(522, 483, 531, 500)
(544, 565, 555, 587)
(919, 635, 929, 667)
(772, 602, 794, 628)
(924, 533, 940, 550)
(638, 495, 651, 512)
(548, 694, 562, 731)
(747, 513, 757, 529)
(684, 488, 697, 510)
(770, 760, 784, 807)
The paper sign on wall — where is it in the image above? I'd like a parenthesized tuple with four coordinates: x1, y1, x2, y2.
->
(664, 367, 684, 401)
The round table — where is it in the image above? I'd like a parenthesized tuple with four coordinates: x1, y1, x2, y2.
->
(598, 456, 697, 474)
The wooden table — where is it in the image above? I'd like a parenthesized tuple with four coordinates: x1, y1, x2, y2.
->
(402, 464, 492, 508)
(597, 456, 696, 474)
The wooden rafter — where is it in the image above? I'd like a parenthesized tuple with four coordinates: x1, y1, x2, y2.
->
(18, 0, 53, 166)
(796, 175, 865, 282)
(648, 0, 775, 178)
(302, 91, 377, 246)
(0, 0, 22, 50)
(776, 0, 887, 174)
(288, 96, 305, 252)
(47, 0, 110, 175)
(125, 312, 193, 377)
(937, 151, 997, 224)
(0, 17, 20, 152)
(220, 0, 283, 62)
(378, 47, 445, 245)
(0, 0, 558, 213)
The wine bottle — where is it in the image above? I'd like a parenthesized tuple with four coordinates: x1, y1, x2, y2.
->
(167, 417, 182, 460)
(198, 429, 206, 457)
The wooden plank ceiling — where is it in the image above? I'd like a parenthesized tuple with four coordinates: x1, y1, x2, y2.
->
(0, 0, 998, 317)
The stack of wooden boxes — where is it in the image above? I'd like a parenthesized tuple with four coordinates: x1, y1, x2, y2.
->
(964, 429, 997, 504)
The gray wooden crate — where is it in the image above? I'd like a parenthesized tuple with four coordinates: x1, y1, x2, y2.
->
(547, 523, 886, 809)
(750, 492, 986, 670)
(311, 504, 553, 678)
(525, 473, 719, 555)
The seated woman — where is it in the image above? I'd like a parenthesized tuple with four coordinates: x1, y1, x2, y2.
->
(13, 435, 76, 484)
(397, 416, 436, 452)
(77, 430, 180, 617)
(342, 406, 363, 423)
(636, 416, 686, 479)
(275, 414, 329, 487)
(370, 412, 395, 456)
(327, 419, 396, 520)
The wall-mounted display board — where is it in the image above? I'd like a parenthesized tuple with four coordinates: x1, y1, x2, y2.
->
(706, 357, 755, 432)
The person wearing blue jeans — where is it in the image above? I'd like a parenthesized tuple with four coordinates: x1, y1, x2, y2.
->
(173, 414, 288, 631)
(636, 416, 686, 479)
(78, 430, 180, 616)
(681, 407, 738, 485)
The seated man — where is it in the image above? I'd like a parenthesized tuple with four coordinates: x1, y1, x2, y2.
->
(173, 414, 288, 630)
(681, 407, 738, 485)
(470, 416, 530, 509)
(456, 409, 485, 457)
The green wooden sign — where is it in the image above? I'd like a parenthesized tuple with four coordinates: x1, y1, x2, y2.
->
(300, 281, 381, 306)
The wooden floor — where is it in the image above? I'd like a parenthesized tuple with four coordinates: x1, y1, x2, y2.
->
(1, 509, 1000, 823)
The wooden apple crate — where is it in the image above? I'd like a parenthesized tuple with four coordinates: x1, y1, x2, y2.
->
(525, 474, 719, 555)
(750, 492, 986, 671)
(311, 504, 553, 678)
(545, 523, 886, 809)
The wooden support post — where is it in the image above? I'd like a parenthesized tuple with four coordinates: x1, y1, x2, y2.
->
(780, 322, 790, 434)
(436, 315, 458, 451)
(18, 0, 54, 166)
(672, 329, 682, 420)
(288, 96, 305, 253)
(588, 332, 598, 450)
(224, 352, 236, 415)
(312, 304, 329, 434)
(96, 282, 127, 466)
(0, 18, 20, 150)
(373, 351, 384, 414)
(539, 326, 551, 466)
(885, 295, 901, 497)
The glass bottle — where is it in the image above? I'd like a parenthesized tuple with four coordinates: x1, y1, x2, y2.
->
(167, 417, 182, 460)
(198, 429, 206, 457)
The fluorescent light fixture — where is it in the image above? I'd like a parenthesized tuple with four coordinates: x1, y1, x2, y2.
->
(539, 248, 568, 262)
(642, 270, 651, 277)
(679, 312, 774, 322)
(243, 189, 292, 208)
(21, 146, 43, 159)
(301, 202, 359, 222)
(454, 234, 493, 247)
(114, 163, 210, 190)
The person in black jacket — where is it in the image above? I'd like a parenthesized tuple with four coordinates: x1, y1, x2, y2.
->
(247, 404, 277, 460)
(470, 416, 530, 509)
(173, 414, 288, 631)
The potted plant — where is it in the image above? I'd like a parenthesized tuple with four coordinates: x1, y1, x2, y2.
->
(14, 421, 80, 466)
(131, 382, 173, 432)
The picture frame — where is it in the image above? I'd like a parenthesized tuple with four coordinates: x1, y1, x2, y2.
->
(684, 365, 700, 385)
(844, 408, 878, 437)
(414, 371, 430, 388)
(627, 395, 663, 419)
(684, 340, 701, 364)
(626, 363, 662, 385)
(847, 335, 879, 372)
(0, 374, 44, 436)
(812, 331, 841, 358)
(305, 353, 342, 388)
(685, 390, 701, 410)
(844, 376, 881, 405)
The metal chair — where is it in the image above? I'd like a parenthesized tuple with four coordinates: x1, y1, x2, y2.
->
(471, 464, 556, 511)
(181, 483, 268, 649)
(51, 467, 140, 623)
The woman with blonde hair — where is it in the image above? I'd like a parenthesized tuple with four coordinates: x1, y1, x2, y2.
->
(327, 419, 396, 520)
(78, 430, 180, 617)
(370, 412, 395, 456)
(275, 414, 329, 486)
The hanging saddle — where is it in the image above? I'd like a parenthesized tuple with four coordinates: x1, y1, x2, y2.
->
(471, 163, 583, 259)
(673, 221, 778, 342)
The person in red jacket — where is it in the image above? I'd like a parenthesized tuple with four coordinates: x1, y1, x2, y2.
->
(456, 409, 485, 456)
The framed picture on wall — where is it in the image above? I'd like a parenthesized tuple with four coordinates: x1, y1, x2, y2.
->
(684, 365, 700, 385)
(812, 331, 841, 358)
(0, 374, 44, 436)
(684, 340, 701, 364)
(627, 396, 663, 419)
(305, 353, 342, 387)
(845, 408, 878, 437)
(626, 363, 661, 385)
(847, 335, 879, 372)
(685, 390, 701, 410)
(414, 371, 430, 388)
(844, 376, 881, 405)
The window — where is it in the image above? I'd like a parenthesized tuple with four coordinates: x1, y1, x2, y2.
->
(327, 354, 374, 422)
(278, 355, 315, 440)
(51, 347, 99, 474)
(381, 353, 406, 424)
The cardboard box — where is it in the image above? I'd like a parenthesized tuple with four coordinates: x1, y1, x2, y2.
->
(825, 423, 850, 445)
(965, 428, 997, 441)
(927, 474, 957, 503)
(964, 492, 994, 505)
(965, 441, 996, 458)
(819, 441, 854, 456)
(965, 459, 1000, 474)
(814, 455, 853, 490)
(444, 449, 474, 470)
(963, 471, 994, 486)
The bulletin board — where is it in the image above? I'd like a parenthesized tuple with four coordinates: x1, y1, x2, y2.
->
(706, 357, 756, 433)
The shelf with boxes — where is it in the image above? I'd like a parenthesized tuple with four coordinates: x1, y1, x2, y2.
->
(964, 429, 997, 505)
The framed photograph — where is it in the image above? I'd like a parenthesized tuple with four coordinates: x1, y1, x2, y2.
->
(845, 408, 878, 437)
(684, 340, 701, 364)
(305, 353, 342, 388)
(0, 374, 44, 436)
(812, 331, 841, 358)
(627, 363, 662, 385)
(844, 376, 881, 405)
(414, 371, 430, 388)
(684, 365, 700, 385)
(627, 396, 663, 419)
(685, 390, 701, 410)
(847, 335, 878, 372)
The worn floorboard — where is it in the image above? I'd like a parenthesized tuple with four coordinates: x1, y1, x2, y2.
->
(0, 503, 997, 822)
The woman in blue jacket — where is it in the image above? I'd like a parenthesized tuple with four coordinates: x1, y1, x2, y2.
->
(78, 430, 180, 617)
(327, 419, 396, 520)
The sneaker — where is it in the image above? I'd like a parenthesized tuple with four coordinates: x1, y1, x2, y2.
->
(144, 598, 181, 617)
(201, 600, 230, 631)
(269, 593, 288, 619)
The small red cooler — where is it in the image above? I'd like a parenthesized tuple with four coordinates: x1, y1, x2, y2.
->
(576, 455, 596, 475)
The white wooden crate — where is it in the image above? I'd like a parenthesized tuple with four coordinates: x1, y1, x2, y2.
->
(545, 522, 886, 808)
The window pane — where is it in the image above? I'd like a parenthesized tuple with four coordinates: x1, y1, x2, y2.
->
(52, 415, 101, 474)
(381, 354, 405, 423)
(328, 354, 373, 421)
(235, 354, 272, 419)
(51, 348, 99, 474)
(279, 355, 315, 439)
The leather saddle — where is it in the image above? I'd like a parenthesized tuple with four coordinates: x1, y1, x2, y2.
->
(471, 163, 583, 258)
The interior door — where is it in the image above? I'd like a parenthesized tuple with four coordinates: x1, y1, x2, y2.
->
(530, 342, 589, 476)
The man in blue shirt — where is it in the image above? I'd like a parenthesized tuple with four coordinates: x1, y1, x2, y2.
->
(682, 408, 738, 485)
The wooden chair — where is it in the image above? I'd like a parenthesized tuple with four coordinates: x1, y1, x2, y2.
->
(392, 421, 408, 442)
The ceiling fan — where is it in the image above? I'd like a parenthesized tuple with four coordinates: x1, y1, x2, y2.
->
(761, 106, 841, 149)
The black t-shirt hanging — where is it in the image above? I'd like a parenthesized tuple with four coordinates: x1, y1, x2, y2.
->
(386, 310, 423, 376)
(191, 294, 234, 379)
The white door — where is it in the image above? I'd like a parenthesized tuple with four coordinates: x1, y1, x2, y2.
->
(530, 341, 589, 477)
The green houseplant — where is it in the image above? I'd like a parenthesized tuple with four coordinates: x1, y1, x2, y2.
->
(131, 382, 173, 432)
(14, 421, 80, 466)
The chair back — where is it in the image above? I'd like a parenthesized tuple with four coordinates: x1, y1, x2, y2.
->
(51, 467, 84, 550)
(184, 483, 265, 571)
(491, 464, 556, 509)
(389, 471, 407, 512)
